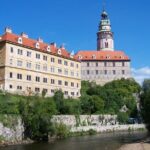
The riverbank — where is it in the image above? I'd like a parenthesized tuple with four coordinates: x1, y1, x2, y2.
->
(119, 138, 150, 150)
(119, 143, 150, 150)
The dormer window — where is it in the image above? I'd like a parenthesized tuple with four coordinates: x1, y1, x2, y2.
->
(18, 37, 22, 44)
(106, 55, 110, 59)
(78, 55, 82, 59)
(92, 54, 96, 59)
(57, 49, 61, 55)
(120, 55, 124, 59)
(35, 42, 40, 49)
(47, 46, 51, 52)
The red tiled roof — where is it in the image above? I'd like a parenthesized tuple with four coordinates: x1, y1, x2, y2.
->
(75, 50, 130, 61)
(0, 32, 77, 61)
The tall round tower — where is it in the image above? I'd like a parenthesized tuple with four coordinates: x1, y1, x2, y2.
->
(97, 10, 114, 51)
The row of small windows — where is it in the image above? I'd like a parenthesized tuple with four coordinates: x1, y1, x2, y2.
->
(10, 47, 78, 67)
(85, 70, 126, 75)
(78, 55, 125, 60)
(10, 59, 79, 77)
(16, 38, 57, 53)
(87, 62, 125, 67)
(9, 72, 79, 87)
(9, 85, 78, 96)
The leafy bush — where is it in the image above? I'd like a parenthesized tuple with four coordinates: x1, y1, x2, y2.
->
(117, 112, 129, 124)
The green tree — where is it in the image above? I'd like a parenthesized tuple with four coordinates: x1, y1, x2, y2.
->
(53, 90, 64, 114)
(140, 79, 150, 131)
(19, 96, 57, 141)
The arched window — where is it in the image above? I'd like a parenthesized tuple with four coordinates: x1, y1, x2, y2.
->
(105, 42, 108, 48)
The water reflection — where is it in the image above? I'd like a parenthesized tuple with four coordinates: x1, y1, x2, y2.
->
(0, 131, 147, 150)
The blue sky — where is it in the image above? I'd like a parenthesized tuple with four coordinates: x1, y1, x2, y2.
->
(0, 0, 150, 83)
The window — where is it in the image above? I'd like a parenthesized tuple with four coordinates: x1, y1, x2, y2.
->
(10, 72, 13, 78)
(92, 55, 96, 59)
(17, 86, 22, 90)
(64, 69, 68, 75)
(122, 62, 125, 67)
(76, 64, 79, 68)
(58, 68, 62, 74)
(64, 91, 68, 95)
(113, 62, 115, 67)
(27, 75, 31, 81)
(51, 67, 55, 73)
(96, 62, 98, 67)
(36, 53, 40, 59)
(71, 92, 74, 96)
(35, 76, 40, 82)
(17, 60, 22, 67)
(9, 59, 13, 65)
(27, 62, 31, 69)
(58, 80, 62, 85)
(96, 70, 98, 75)
(51, 89, 55, 94)
(43, 65, 47, 71)
(27, 51, 31, 57)
(51, 79, 55, 84)
(76, 72, 79, 77)
(104, 62, 107, 67)
(43, 55, 47, 61)
(47, 46, 50, 52)
(122, 70, 125, 75)
(57, 49, 61, 55)
(17, 74, 22, 80)
(113, 70, 116, 75)
(70, 62, 74, 67)
(35, 42, 40, 49)
(77, 83, 79, 88)
(35, 64, 40, 70)
(35, 87, 40, 92)
(64, 61, 68, 66)
(51, 57, 55, 63)
(10, 47, 13, 53)
(9, 84, 13, 89)
(18, 49, 23, 55)
(43, 78, 48, 83)
(65, 81, 68, 86)
(87, 70, 90, 75)
(87, 62, 89, 67)
(71, 82, 74, 87)
(104, 70, 107, 75)
(18, 37, 22, 44)
(71, 71, 74, 76)
(105, 42, 108, 48)
(58, 59, 62, 64)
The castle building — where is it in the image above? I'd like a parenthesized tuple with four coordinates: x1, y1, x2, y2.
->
(75, 9, 131, 85)
(0, 28, 81, 97)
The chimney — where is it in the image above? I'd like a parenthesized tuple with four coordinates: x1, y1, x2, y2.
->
(21, 32, 28, 38)
(37, 37, 43, 43)
(5, 27, 12, 33)
(50, 42, 57, 48)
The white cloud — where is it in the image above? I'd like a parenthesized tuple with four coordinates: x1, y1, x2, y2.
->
(132, 67, 150, 85)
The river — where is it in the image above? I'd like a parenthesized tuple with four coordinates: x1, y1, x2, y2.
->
(0, 131, 148, 150)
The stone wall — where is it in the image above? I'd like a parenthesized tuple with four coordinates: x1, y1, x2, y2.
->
(52, 115, 118, 127)
(52, 115, 146, 133)
(0, 115, 24, 142)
